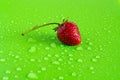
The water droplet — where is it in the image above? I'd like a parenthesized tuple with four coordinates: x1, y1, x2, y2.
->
(55, 54, 59, 58)
(15, 55, 19, 59)
(89, 66, 94, 70)
(88, 42, 93, 45)
(64, 49, 68, 52)
(59, 76, 64, 80)
(72, 72, 77, 76)
(28, 46, 36, 53)
(0, 58, 6, 62)
(92, 58, 97, 62)
(41, 67, 46, 71)
(58, 58, 63, 62)
(77, 59, 83, 63)
(52, 61, 60, 65)
(57, 67, 61, 70)
(76, 46, 83, 50)
(50, 43, 56, 47)
(37, 70, 41, 73)
(0, 50, 3, 53)
(28, 38, 35, 42)
(96, 55, 100, 59)
(30, 58, 35, 62)
(60, 45, 64, 47)
(91, 71, 95, 74)
(45, 47, 50, 50)
(5, 70, 11, 74)
(68, 54, 73, 57)
(52, 78, 56, 80)
(87, 47, 92, 50)
(16, 67, 22, 71)
(3, 76, 9, 80)
(48, 54, 52, 57)
(27, 72, 38, 79)
(69, 58, 73, 61)
(14, 75, 18, 78)
(11, 20, 14, 23)
(44, 57, 48, 60)
(61, 52, 64, 55)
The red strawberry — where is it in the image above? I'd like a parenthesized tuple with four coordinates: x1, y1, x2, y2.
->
(57, 21, 81, 45)
(22, 20, 81, 46)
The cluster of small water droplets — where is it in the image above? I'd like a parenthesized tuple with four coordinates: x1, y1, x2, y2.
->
(5, 70, 11, 74)
(58, 76, 64, 80)
(45, 47, 50, 50)
(2, 76, 9, 80)
(27, 72, 38, 79)
(92, 55, 100, 62)
(52, 61, 60, 65)
(50, 42, 56, 48)
(28, 46, 36, 53)
(76, 46, 83, 51)
(72, 72, 77, 76)
(0, 58, 6, 62)
(0, 50, 3, 53)
(41, 67, 46, 71)
(16, 67, 22, 71)
(89, 66, 95, 74)
(77, 59, 83, 63)
(30, 58, 35, 62)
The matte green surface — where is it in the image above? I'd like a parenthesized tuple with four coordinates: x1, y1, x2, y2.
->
(0, 0, 120, 80)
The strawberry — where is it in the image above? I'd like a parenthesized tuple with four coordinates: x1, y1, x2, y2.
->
(22, 20, 81, 46)
(57, 21, 81, 45)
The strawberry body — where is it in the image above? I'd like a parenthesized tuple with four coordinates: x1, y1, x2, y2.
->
(57, 22, 81, 46)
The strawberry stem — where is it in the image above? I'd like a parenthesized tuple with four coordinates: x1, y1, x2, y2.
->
(22, 23, 60, 36)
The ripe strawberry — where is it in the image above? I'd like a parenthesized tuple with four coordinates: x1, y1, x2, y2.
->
(22, 20, 81, 46)
(57, 21, 81, 45)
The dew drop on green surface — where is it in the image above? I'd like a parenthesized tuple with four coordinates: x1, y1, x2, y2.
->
(91, 71, 95, 74)
(50, 42, 56, 47)
(57, 67, 62, 70)
(92, 58, 97, 62)
(45, 47, 50, 50)
(68, 54, 73, 57)
(28, 46, 36, 53)
(52, 78, 56, 80)
(64, 49, 68, 52)
(69, 58, 73, 61)
(44, 57, 48, 60)
(96, 55, 100, 59)
(30, 58, 35, 62)
(10, 20, 14, 23)
(59, 76, 64, 80)
(5, 70, 11, 74)
(58, 58, 63, 62)
(2, 76, 9, 80)
(55, 54, 59, 58)
(27, 38, 35, 42)
(37, 70, 41, 73)
(14, 75, 18, 78)
(27, 72, 38, 79)
(76, 46, 83, 50)
(52, 61, 60, 65)
(72, 72, 77, 76)
(89, 66, 94, 70)
(16, 67, 22, 71)
(15, 55, 19, 59)
(0, 58, 6, 62)
(87, 47, 92, 50)
(77, 59, 83, 63)
(41, 67, 46, 71)
(48, 54, 52, 57)
(0, 50, 3, 53)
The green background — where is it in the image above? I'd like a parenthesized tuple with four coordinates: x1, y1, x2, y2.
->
(0, 0, 120, 80)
